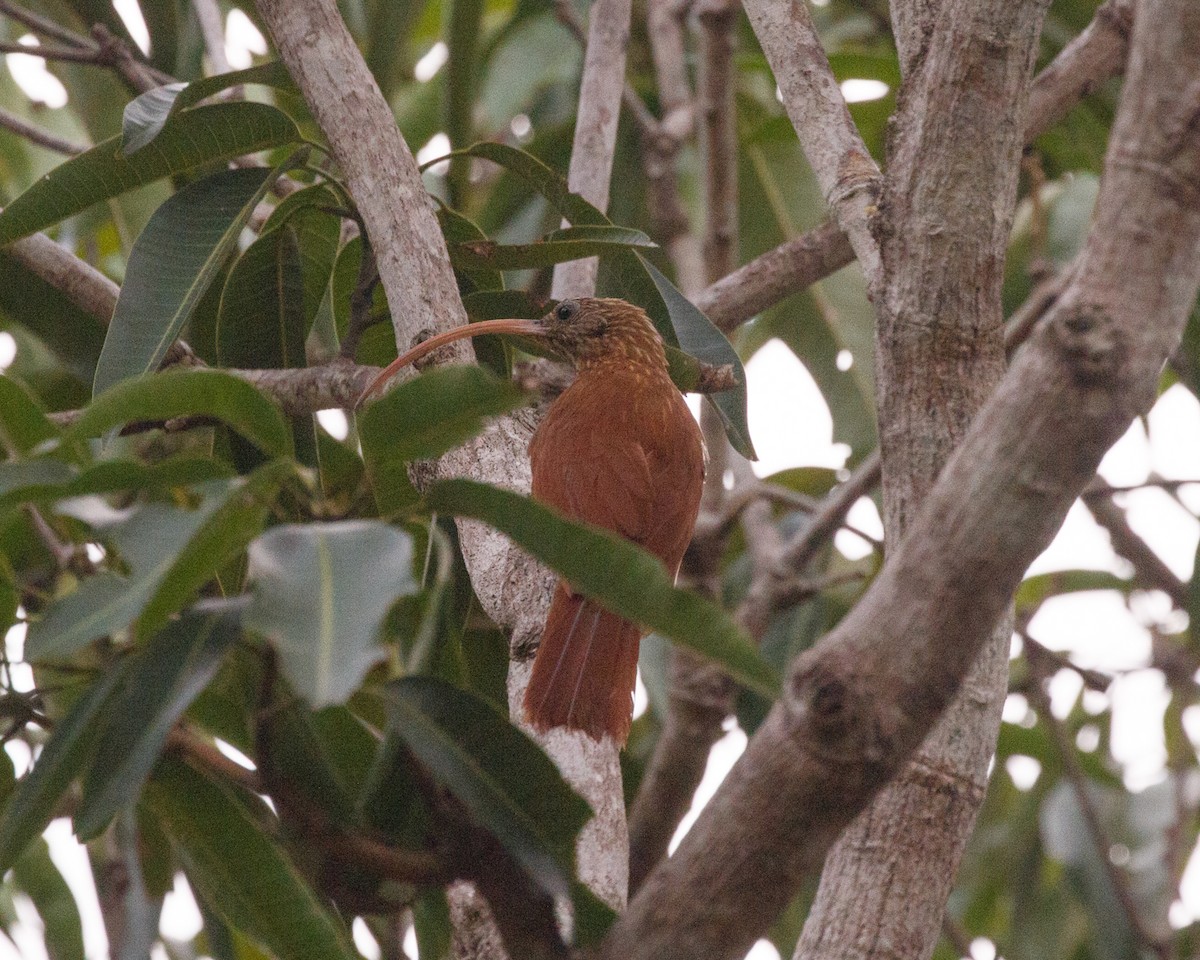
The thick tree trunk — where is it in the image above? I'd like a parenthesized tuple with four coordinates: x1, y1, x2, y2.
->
(600, 1, 1200, 955)
(795, 2, 1049, 957)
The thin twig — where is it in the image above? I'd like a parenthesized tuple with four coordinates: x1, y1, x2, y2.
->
(0, 40, 101, 63)
(1025, 652, 1169, 958)
(0, 105, 85, 154)
(1084, 495, 1188, 607)
(0, 0, 95, 48)
(192, 0, 234, 75)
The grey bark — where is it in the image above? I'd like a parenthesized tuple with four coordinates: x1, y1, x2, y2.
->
(795, 0, 1050, 956)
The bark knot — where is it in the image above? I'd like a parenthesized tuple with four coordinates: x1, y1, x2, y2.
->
(1050, 303, 1124, 387)
(788, 654, 858, 744)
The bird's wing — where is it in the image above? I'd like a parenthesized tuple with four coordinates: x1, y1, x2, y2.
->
(532, 410, 656, 544)
(530, 380, 704, 573)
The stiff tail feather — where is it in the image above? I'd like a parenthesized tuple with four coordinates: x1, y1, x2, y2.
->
(523, 583, 642, 744)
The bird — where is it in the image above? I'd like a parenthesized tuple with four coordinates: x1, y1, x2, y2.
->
(359, 297, 705, 744)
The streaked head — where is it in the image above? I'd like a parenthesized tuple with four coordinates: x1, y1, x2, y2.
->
(357, 297, 666, 405)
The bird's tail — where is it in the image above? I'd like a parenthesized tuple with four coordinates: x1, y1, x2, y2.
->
(523, 583, 641, 745)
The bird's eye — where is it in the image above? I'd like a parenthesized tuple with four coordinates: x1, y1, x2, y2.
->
(555, 302, 575, 321)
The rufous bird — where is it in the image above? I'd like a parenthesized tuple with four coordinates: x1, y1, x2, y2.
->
(360, 297, 705, 744)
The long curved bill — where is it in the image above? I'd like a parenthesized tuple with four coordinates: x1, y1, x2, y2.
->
(357, 317, 543, 407)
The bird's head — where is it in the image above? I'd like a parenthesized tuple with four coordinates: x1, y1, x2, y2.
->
(358, 297, 667, 405)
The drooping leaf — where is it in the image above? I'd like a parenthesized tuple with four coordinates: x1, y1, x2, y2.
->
(385, 676, 592, 898)
(122, 62, 296, 155)
(640, 257, 756, 459)
(260, 184, 343, 329)
(428, 480, 779, 696)
(243, 521, 419, 706)
(94, 163, 296, 396)
(438, 143, 755, 456)
(0, 666, 126, 875)
(143, 757, 359, 960)
(66, 369, 292, 458)
(13, 838, 86, 960)
(0, 103, 300, 245)
(358, 365, 529, 513)
(216, 224, 307, 369)
(0, 454, 234, 514)
(74, 606, 240, 839)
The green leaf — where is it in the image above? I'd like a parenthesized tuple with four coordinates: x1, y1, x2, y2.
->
(358, 366, 530, 512)
(444, 0, 484, 205)
(0, 666, 126, 875)
(412, 889, 452, 960)
(0, 375, 60, 458)
(216, 224, 307, 369)
(1017, 570, 1134, 613)
(143, 757, 358, 960)
(94, 163, 296, 397)
(122, 62, 296, 155)
(66, 369, 292, 458)
(0, 252, 108, 383)
(386, 676, 592, 898)
(448, 225, 656, 271)
(0, 103, 300, 245)
(75, 606, 240, 839)
(428, 480, 779, 697)
(137, 464, 288, 639)
(640, 257, 756, 459)
(260, 184, 343, 330)
(25, 479, 267, 660)
(244, 521, 419, 707)
(13, 838, 85, 960)
(0, 454, 234, 514)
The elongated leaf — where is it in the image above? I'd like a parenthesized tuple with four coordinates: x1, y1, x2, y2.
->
(0, 103, 300, 245)
(0, 454, 233, 514)
(26, 479, 259, 660)
(143, 758, 358, 960)
(386, 676, 591, 897)
(13, 838, 85, 960)
(75, 606, 240, 839)
(640, 258, 756, 459)
(0, 666, 125, 874)
(94, 164, 293, 396)
(0, 375, 59, 457)
(358, 366, 529, 512)
(428, 480, 779, 696)
(260, 184, 343, 328)
(137, 464, 287, 639)
(67, 369, 292, 458)
(123, 62, 296, 155)
(448, 225, 655, 271)
(0, 252, 107, 383)
(244, 521, 418, 706)
(216, 224, 307, 369)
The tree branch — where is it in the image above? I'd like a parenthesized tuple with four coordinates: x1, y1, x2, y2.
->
(597, 1, 1200, 956)
(550, 0, 633, 299)
(0, 105, 85, 154)
(741, 0, 884, 293)
(1024, 0, 1135, 142)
